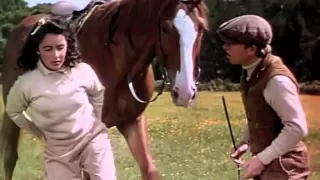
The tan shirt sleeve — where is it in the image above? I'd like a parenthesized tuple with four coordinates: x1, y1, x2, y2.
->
(82, 63, 105, 120)
(257, 75, 308, 165)
(5, 75, 44, 139)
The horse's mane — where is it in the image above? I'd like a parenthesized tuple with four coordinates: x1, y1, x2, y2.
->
(96, 0, 209, 33)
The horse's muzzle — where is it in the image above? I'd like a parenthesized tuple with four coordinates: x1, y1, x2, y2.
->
(171, 87, 196, 107)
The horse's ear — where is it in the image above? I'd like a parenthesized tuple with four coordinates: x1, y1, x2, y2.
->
(160, 20, 173, 34)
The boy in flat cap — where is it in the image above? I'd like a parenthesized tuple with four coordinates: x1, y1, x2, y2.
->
(216, 15, 310, 180)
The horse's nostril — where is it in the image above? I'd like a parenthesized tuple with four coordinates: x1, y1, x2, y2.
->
(173, 89, 178, 99)
(192, 89, 196, 99)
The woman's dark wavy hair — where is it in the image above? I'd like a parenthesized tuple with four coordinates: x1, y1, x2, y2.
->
(17, 17, 82, 72)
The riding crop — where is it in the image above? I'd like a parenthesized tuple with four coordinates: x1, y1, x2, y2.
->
(222, 96, 241, 180)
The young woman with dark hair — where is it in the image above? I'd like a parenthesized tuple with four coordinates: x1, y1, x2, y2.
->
(6, 17, 117, 180)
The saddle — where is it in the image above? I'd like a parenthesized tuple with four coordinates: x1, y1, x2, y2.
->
(48, 0, 109, 33)
(72, 0, 108, 19)
(50, 0, 107, 17)
(29, 0, 115, 43)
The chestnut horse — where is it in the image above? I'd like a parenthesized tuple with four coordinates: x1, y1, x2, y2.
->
(0, 0, 209, 179)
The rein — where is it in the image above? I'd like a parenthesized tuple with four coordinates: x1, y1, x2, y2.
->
(123, 26, 167, 104)
(72, 3, 167, 104)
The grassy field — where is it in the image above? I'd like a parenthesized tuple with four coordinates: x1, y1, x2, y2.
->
(0, 92, 320, 180)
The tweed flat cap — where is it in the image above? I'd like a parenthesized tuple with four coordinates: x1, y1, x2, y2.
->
(216, 15, 273, 47)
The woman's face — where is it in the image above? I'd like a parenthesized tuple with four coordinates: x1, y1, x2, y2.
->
(38, 33, 67, 70)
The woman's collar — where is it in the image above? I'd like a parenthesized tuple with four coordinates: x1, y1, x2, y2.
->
(37, 60, 68, 76)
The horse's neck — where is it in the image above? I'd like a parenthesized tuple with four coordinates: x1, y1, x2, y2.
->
(114, 0, 176, 32)
(121, 34, 156, 79)
(77, 1, 160, 81)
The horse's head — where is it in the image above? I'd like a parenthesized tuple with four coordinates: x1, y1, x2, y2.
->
(156, 0, 209, 107)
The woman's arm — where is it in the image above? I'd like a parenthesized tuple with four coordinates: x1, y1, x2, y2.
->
(82, 63, 105, 120)
(6, 76, 44, 139)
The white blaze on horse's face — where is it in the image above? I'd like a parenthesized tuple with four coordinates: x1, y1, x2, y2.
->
(172, 9, 197, 107)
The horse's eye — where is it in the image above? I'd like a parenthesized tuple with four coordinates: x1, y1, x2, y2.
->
(161, 20, 172, 34)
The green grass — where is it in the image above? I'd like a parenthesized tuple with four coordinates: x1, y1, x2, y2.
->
(1, 92, 320, 180)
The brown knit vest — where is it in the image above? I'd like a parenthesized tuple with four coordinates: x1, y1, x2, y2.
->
(240, 54, 309, 178)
